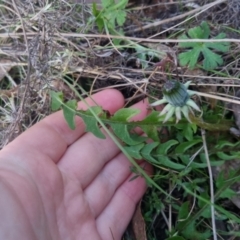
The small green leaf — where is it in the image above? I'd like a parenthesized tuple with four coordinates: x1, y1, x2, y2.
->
(62, 100, 77, 130)
(157, 140, 178, 155)
(93, 0, 128, 31)
(215, 140, 240, 149)
(141, 142, 159, 163)
(202, 47, 223, 70)
(216, 151, 239, 160)
(50, 91, 63, 111)
(142, 124, 160, 141)
(215, 170, 239, 199)
(80, 106, 106, 139)
(124, 143, 144, 159)
(116, 10, 126, 26)
(180, 155, 207, 169)
(102, 0, 114, 8)
(198, 191, 211, 219)
(92, 2, 100, 16)
(175, 139, 202, 154)
(178, 201, 190, 220)
(111, 124, 144, 145)
(182, 123, 193, 141)
(141, 111, 161, 141)
(178, 48, 200, 69)
(158, 156, 185, 170)
(112, 108, 140, 121)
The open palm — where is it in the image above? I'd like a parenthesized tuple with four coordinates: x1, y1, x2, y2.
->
(0, 90, 151, 240)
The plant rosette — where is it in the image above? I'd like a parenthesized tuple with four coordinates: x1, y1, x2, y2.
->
(150, 80, 201, 123)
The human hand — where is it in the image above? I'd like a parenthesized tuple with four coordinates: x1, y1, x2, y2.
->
(0, 89, 152, 240)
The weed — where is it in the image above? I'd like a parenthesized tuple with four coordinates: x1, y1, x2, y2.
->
(178, 21, 230, 70)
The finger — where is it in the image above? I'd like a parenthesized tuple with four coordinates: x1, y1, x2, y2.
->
(83, 151, 144, 218)
(1, 89, 125, 164)
(96, 163, 152, 240)
(58, 99, 149, 187)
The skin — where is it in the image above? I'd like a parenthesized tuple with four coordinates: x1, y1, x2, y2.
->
(0, 89, 152, 240)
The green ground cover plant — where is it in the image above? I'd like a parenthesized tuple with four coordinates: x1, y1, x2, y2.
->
(178, 21, 230, 70)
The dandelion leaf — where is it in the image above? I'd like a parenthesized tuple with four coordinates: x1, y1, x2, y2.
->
(62, 100, 77, 130)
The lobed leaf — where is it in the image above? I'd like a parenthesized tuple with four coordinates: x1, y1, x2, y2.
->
(62, 100, 77, 130)
(178, 21, 230, 70)
(78, 106, 106, 139)
(175, 139, 202, 154)
(141, 142, 159, 164)
(111, 108, 140, 121)
(50, 91, 63, 111)
(158, 156, 185, 170)
(102, 0, 114, 8)
(124, 143, 144, 159)
(111, 123, 145, 145)
(157, 140, 179, 155)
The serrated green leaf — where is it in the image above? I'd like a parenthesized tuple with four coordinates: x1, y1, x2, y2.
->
(111, 124, 144, 145)
(179, 167, 192, 177)
(217, 205, 240, 224)
(95, 0, 127, 31)
(182, 123, 193, 141)
(141, 111, 162, 141)
(102, 0, 114, 8)
(188, 25, 206, 39)
(92, 2, 100, 17)
(178, 35, 196, 48)
(157, 140, 178, 155)
(216, 171, 238, 199)
(215, 140, 240, 149)
(141, 142, 159, 163)
(116, 10, 126, 26)
(178, 48, 200, 68)
(62, 100, 77, 130)
(141, 125, 159, 142)
(80, 106, 106, 139)
(188, 21, 209, 39)
(219, 186, 236, 199)
(180, 155, 207, 168)
(50, 91, 63, 111)
(124, 143, 144, 159)
(178, 201, 190, 221)
(107, 0, 128, 11)
(216, 151, 239, 160)
(182, 220, 212, 240)
(112, 108, 140, 121)
(97, 18, 105, 31)
(105, 12, 116, 28)
(197, 191, 211, 219)
(178, 21, 229, 70)
(206, 39, 229, 52)
(175, 139, 202, 154)
(202, 47, 223, 70)
(92, 3, 105, 31)
(200, 21, 210, 38)
(158, 156, 185, 170)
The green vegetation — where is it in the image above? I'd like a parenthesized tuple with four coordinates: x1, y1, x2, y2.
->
(93, 0, 128, 32)
(178, 21, 230, 70)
